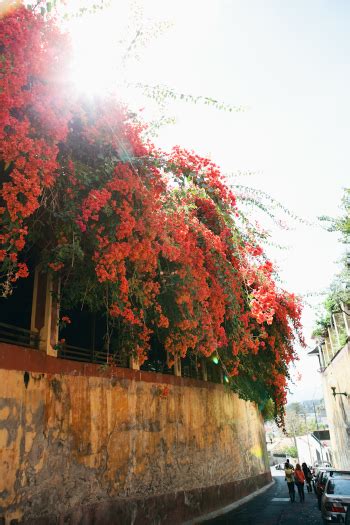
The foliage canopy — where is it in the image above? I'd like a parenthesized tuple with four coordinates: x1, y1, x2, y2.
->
(0, 5, 304, 424)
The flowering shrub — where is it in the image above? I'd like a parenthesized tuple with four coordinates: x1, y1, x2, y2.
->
(0, 6, 304, 425)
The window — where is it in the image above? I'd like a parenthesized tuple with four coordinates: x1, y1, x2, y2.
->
(327, 479, 350, 495)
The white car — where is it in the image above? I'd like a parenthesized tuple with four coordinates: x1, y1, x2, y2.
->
(275, 463, 285, 470)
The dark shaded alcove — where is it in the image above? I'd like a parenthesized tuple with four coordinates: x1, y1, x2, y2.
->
(0, 259, 35, 346)
(140, 335, 173, 374)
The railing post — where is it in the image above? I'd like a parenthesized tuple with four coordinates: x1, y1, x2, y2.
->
(324, 337, 332, 365)
(327, 328, 336, 358)
(173, 354, 181, 377)
(320, 345, 326, 369)
(341, 302, 350, 337)
(332, 314, 341, 348)
(31, 267, 59, 356)
(201, 359, 208, 381)
(129, 355, 140, 370)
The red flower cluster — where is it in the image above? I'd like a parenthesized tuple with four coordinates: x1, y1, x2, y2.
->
(0, 6, 70, 282)
(157, 385, 170, 399)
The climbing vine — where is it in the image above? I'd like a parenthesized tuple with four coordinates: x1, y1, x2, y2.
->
(0, 5, 304, 425)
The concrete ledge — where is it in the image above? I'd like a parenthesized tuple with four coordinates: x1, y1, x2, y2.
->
(0, 342, 219, 390)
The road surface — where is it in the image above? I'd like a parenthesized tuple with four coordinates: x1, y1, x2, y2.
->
(201, 467, 323, 525)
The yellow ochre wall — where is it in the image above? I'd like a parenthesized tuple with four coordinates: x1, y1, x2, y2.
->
(0, 343, 271, 524)
(321, 342, 350, 469)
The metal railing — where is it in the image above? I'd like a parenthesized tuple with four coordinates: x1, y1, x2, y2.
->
(57, 344, 129, 367)
(0, 326, 225, 384)
(0, 322, 40, 349)
(57, 344, 222, 382)
(140, 359, 173, 375)
(206, 361, 222, 384)
(181, 357, 201, 380)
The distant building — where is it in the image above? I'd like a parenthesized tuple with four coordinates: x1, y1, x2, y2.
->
(295, 432, 332, 467)
(267, 432, 331, 467)
(310, 303, 350, 469)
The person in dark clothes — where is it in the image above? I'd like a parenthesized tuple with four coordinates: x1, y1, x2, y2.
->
(285, 462, 296, 502)
(302, 462, 312, 493)
(285, 458, 294, 470)
(294, 463, 306, 502)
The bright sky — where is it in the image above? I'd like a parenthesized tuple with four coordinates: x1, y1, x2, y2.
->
(68, 0, 349, 403)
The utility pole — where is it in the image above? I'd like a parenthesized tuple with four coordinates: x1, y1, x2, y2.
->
(313, 401, 324, 462)
(303, 412, 313, 465)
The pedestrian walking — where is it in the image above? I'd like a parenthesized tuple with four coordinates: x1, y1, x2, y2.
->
(301, 462, 312, 493)
(294, 463, 306, 502)
(285, 458, 294, 470)
(284, 462, 295, 502)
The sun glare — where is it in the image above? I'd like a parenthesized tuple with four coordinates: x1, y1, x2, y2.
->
(67, 3, 135, 97)
(64, 0, 219, 129)
(65, 0, 180, 100)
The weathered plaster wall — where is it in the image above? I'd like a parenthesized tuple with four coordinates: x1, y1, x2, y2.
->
(322, 342, 350, 469)
(0, 343, 270, 524)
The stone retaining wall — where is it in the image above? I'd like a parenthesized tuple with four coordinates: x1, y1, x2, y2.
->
(0, 343, 271, 524)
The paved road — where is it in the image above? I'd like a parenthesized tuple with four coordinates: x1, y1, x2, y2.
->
(201, 468, 323, 525)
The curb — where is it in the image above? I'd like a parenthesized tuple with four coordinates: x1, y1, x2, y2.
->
(183, 479, 275, 524)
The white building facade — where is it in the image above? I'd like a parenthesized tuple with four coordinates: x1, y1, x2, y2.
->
(311, 304, 350, 470)
(295, 434, 332, 467)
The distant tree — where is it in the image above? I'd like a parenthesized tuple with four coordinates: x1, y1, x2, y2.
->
(312, 188, 349, 344)
(284, 403, 319, 436)
(320, 188, 350, 244)
(284, 446, 298, 459)
(288, 402, 303, 416)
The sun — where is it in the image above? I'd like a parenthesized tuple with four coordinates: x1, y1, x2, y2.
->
(67, 3, 131, 97)
(65, 0, 178, 100)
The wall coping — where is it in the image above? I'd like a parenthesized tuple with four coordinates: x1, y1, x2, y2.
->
(0, 342, 223, 390)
